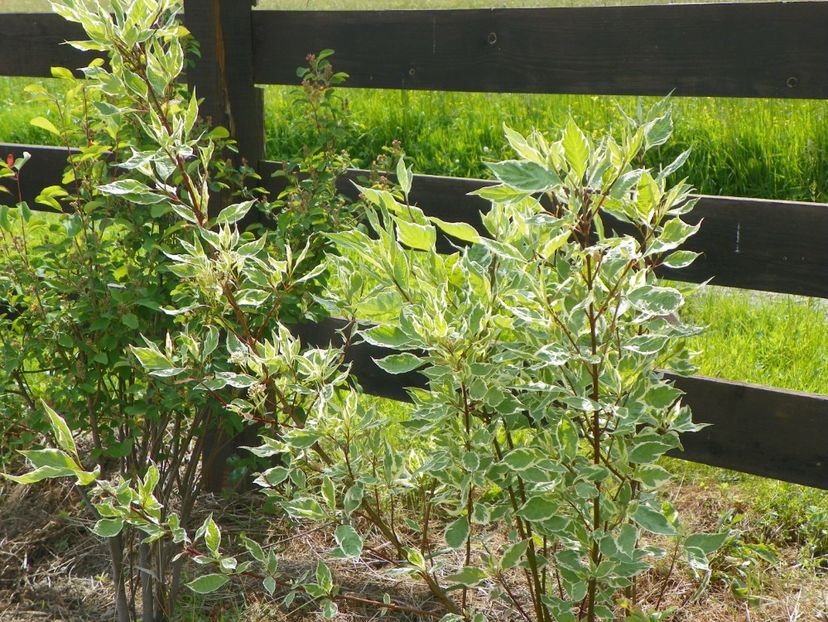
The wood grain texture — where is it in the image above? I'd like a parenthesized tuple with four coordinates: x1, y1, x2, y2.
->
(258, 161, 828, 299)
(252, 3, 828, 98)
(292, 318, 828, 489)
(667, 373, 828, 490)
(185, 0, 264, 221)
(0, 14, 93, 78)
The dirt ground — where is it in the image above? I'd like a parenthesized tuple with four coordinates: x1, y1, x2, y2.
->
(1, 478, 826, 622)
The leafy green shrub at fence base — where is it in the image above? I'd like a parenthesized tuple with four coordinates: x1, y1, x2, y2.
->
(1, 1, 356, 621)
(251, 101, 720, 622)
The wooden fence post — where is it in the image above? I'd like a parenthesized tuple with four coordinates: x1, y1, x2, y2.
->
(183, 0, 264, 492)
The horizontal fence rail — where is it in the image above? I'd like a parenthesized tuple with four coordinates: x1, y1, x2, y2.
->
(292, 318, 828, 489)
(5, 4, 828, 100)
(3, 144, 827, 299)
(257, 161, 828, 299)
(0, 14, 90, 78)
(253, 3, 828, 98)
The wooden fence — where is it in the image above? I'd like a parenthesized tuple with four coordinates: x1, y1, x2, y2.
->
(0, 1, 826, 489)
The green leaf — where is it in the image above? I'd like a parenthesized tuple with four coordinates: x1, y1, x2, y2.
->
(500, 539, 529, 570)
(629, 440, 675, 464)
(502, 448, 536, 471)
(562, 118, 590, 181)
(43, 402, 77, 458)
(374, 353, 424, 375)
(394, 217, 435, 251)
(186, 574, 228, 594)
(632, 504, 677, 536)
(204, 516, 221, 555)
(334, 525, 363, 558)
(685, 533, 728, 555)
(321, 599, 338, 620)
(446, 566, 487, 587)
(215, 200, 256, 225)
(429, 217, 480, 243)
(396, 157, 413, 196)
(30, 116, 61, 136)
(92, 518, 124, 538)
(316, 561, 334, 593)
(661, 250, 699, 270)
(628, 285, 683, 316)
(518, 496, 557, 522)
(50, 66, 73, 80)
(444, 516, 470, 549)
(486, 159, 560, 193)
(121, 313, 139, 330)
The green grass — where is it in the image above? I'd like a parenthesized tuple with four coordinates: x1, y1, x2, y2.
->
(266, 88, 828, 202)
(687, 288, 828, 394)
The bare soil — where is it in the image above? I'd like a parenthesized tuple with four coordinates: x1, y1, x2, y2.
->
(1, 478, 826, 622)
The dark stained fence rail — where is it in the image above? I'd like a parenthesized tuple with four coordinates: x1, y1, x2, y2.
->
(5, 145, 828, 299)
(0, 14, 91, 78)
(258, 161, 828, 299)
(253, 2, 828, 98)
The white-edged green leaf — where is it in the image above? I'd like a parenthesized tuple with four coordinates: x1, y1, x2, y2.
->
(632, 504, 676, 536)
(186, 574, 228, 594)
(661, 250, 700, 270)
(444, 516, 470, 549)
(394, 217, 435, 251)
(486, 160, 560, 193)
(215, 200, 256, 225)
(92, 518, 124, 538)
(334, 525, 363, 558)
(500, 539, 529, 570)
(42, 402, 77, 457)
(446, 566, 487, 587)
(518, 496, 557, 522)
(629, 440, 675, 464)
(429, 217, 480, 243)
(628, 285, 683, 316)
(374, 353, 424, 375)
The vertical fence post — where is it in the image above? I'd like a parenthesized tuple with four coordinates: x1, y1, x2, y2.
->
(183, 0, 264, 170)
(183, 0, 264, 492)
